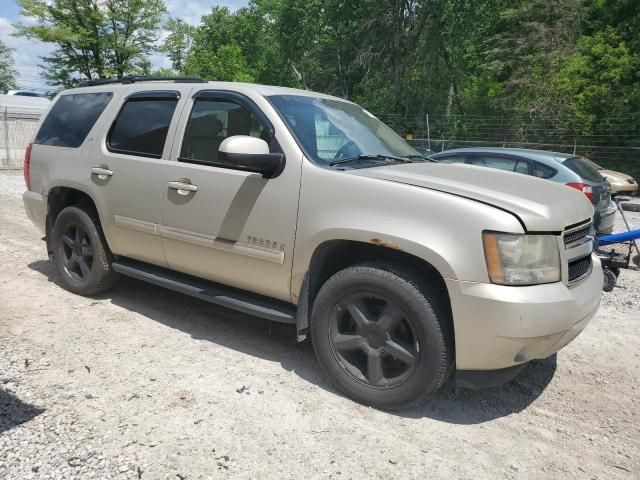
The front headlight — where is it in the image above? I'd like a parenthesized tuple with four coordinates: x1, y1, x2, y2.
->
(483, 232, 560, 285)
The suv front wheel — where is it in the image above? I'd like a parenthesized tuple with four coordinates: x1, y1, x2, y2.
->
(311, 263, 453, 410)
(52, 205, 117, 296)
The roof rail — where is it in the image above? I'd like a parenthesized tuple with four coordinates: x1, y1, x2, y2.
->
(77, 75, 206, 87)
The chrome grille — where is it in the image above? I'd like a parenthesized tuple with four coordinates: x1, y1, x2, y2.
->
(568, 255, 592, 283)
(564, 225, 591, 247)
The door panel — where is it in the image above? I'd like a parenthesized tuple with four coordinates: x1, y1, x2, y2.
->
(88, 88, 187, 266)
(160, 91, 301, 302)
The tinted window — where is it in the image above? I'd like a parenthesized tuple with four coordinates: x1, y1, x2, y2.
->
(35, 92, 113, 148)
(108, 96, 178, 158)
(563, 157, 605, 183)
(533, 162, 557, 179)
(180, 99, 266, 165)
(468, 155, 519, 172)
(514, 160, 529, 174)
(434, 155, 466, 164)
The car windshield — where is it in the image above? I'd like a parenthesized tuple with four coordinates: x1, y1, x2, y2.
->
(268, 94, 420, 167)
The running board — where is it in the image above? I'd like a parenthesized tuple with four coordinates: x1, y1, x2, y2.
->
(112, 258, 296, 324)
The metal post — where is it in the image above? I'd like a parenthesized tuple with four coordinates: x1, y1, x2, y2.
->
(2, 107, 10, 169)
(426, 113, 431, 151)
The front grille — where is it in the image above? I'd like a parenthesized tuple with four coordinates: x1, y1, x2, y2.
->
(568, 255, 592, 283)
(564, 225, 591, 246)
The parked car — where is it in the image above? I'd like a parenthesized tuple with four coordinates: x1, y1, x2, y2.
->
(23, 78, 602, 409)
(5, 90, 47, 97)
(580, 158, 638, 195)
(430, 148, 616, 234)
(411, 145, 435, 158)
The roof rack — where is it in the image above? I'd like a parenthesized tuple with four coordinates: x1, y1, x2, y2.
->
(77, 75, 206, 87)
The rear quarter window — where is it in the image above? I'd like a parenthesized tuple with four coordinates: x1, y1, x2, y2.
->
(34, 92, 113, 148)
(563, 157, 605, 183)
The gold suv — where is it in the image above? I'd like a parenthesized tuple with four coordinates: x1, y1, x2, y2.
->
(23, 77, 602, 409)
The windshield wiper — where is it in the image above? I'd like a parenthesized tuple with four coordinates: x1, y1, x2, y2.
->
(329, 154, 412, 167)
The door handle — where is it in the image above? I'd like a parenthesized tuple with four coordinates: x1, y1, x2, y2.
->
(91, 167, 113, 180)
(168, 181, 198, 195)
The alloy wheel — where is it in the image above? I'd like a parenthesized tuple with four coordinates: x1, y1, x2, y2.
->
(59, 223, 94, 282)
(328, 292, 419, 388)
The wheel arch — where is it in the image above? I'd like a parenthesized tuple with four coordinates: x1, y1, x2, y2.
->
(45, 185, 105, 257)
(295, 239, 454, 348)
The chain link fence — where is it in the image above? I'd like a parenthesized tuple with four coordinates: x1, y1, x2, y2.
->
(381, 112, 640, 180)
(0, 107, 41, 169)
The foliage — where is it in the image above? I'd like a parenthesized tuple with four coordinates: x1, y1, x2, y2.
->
(159, 18, 194, 73)
(15, 0, 166, 88)
(0, 39, 18, 91)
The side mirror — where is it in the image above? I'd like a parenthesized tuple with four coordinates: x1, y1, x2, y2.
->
(219, 135, 285, 178)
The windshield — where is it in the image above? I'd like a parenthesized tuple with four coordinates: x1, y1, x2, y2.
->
(268, 95, 419, 166)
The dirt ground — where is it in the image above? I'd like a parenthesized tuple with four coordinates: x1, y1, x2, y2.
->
(1, 170, 639, 480)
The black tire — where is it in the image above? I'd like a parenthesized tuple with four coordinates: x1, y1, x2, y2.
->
(52, 205, 117, 296)
(310, 263, 453, 410)
(602, 268, 616, 292)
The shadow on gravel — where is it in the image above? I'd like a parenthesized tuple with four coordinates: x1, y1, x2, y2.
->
(399, 355, 557, 424)
(0, 389, 44, 434)
(29, 258, 556, 425)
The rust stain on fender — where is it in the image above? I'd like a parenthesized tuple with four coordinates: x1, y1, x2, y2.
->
(370, 238, 404, 251)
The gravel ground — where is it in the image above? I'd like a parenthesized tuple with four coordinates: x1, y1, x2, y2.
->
(1, 170, 639, 480)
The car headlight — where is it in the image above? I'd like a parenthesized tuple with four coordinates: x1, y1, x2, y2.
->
(482, 232, 560, 285)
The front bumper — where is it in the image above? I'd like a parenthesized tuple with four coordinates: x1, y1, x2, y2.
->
(611, 182, 637, 194)
(446, 255, 602, 371)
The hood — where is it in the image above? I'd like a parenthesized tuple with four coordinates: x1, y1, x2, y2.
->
(348, 162, 594, 232)
(601, 169, 635, 183)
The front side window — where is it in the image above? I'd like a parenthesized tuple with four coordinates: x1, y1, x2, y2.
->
(180, 99, 266, 165)
(268, 95, 418, 166)
(108, 94, 178, 158)
(35, 92, 113, 148)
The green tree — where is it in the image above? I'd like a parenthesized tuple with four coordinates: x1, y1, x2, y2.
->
(159, 18, 194, 72)
(0, 39, 18, 91)
(181, 4, 287, 84)
(14, 0, 166, 87)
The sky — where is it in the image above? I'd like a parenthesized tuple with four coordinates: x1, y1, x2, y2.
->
(0, 0, 248, 92)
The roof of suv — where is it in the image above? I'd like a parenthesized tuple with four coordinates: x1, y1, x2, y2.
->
(67, 81, 347, 102)
(432, 147, 576, 164)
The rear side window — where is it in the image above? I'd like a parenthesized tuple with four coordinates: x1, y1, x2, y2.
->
(563, 157, 604, 183)
(108, 92, 179, 158)
(434, 154, 466, 164)
(533, 162, 557, 179)
(34, 92, 113, 148)
(468, 155, 519, 172)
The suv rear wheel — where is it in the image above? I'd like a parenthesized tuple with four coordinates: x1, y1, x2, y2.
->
(52, 206, 117, 295)
(311, 263, 452, 410)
